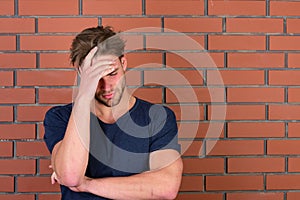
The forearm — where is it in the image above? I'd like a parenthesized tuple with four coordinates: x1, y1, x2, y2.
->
(52, 98, 91, 186)
(75, 158, 183, 200)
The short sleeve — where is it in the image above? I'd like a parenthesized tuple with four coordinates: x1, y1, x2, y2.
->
(43, 104, 72, 153)
(149, 106, 181, 153)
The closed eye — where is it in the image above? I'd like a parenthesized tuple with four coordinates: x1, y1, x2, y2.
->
(108, 70, 118, 76)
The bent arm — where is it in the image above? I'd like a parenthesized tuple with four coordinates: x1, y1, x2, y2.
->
(70, 149, 183, 200)
(51, 98, 91, 187)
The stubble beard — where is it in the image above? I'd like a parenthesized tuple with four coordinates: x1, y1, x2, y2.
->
(94, 78, 126, 107)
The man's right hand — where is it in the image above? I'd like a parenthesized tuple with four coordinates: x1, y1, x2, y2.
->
(76, 46, 116, 102)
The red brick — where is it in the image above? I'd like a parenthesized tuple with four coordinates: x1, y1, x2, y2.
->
(208, 140, 264, 156)
(0, 53, 36, 68)
(17, 70, 76, 86)
(17, 106, 51, 122)
(16, 141, 49, 157)
(227, 193, 284, 200)
(19, 0, 78, 15)
(0, 142, 13, 157)
(125, 70, 141, 86)
(166, 52, 224, 68)
(207, 70, 265, 85)
(18, 176, 60, 192)
(38, 18, 98, 33)
(20, 35, 74, 51)
(270, 70, 300, 86)
(0, 106, 13, 122)
(0, 71, 14, 86)
(269, 105, 300, 120)
(268, 140, 300, 155)
(270, 1, 300, 16)
(166, 87, 225, 103)
(209, 35, 265, 50)
(228, 122, 285, 138)
(39, 159, 52, 175)
(0, 18, 35, 33)
(208, 105, 265, 121)
(178, 122, 224, 139)
(227, 18, 283, 33)
(130, 88, 162, 104)
(287, 19, 300, 33)
(144, 70, 203, 86)
(39, 88, 73, 104)
(38, 194, 61, 200)
(0, 36, 16, 50)
(126, 52, 163, 69)
(0, 194, 35, 200)
(40, 53, 72, 68)
(180, 140, 203, 156)
(267, 175, 300, 190)
(227, 53, 284, 68)
(0, 124, 35, 140)
(288, 122, 300, 137)
(102, 18, 161, 32)
(0, 88, 35, 104)
(288, 158, 300, 172)
(168, 105, 204, 121)
(83, 0, 142, 15)
(146, 35, 205, 51)
(164, 18, 222, 33)
(0, 159, 36, 174)
(183, 158, 224, 174)
(228, 157, 285, 173)
(180, 176, 203, 191)
(270, 36, 300, 51)
(206, 175, 264, 191)
(208, 0, 265, 16)
(227, 88, 284, 103)
(0, 0, 14, 15)
(288, 53, 300, 68)
(176, 193, 223, 200)
(287, 192, 300, 200)
(37, 124, 45, 139)
(0, 176, 14, 192)
(122, 35, 144, 51)
(146, 0, 204, 15)
(289, 88, 300, 103)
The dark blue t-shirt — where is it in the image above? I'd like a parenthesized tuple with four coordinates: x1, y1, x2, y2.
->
(43, 98, 180, 200)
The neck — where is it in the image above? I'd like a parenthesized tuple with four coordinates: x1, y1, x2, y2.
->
(94, 88, 135, 123)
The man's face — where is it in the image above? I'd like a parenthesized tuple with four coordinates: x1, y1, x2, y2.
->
(93, 55, 127, 107)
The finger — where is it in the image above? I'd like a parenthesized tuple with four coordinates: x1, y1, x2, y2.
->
(49, 165, 52, 169)
(89, 65, 116, 80)
(81, 46, 98, 70)
(51, 172, 56, 184)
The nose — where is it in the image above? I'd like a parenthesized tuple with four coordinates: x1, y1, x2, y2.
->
(99, 76, 112, 91)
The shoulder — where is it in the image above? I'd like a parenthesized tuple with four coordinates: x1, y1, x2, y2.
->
(44, 103, 73, 125)
(135, 98, 176, 120)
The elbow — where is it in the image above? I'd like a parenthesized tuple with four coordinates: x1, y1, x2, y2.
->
(55, 170, 83, 187)
(159, 186, 179, 200)
(153, 180, 180, 200)
(61, 176, 82, 187)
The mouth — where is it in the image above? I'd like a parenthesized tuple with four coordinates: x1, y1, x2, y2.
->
(102, 92, 114, 99)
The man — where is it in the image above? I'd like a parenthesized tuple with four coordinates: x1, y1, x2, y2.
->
(43, 26, 183, 200)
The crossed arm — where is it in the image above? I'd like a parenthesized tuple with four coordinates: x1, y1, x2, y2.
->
(58, 149, 183, 200)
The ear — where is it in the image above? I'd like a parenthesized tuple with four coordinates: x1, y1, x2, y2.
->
(120, 56, 127, 71)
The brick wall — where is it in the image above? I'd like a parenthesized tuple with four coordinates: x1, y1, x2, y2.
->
(1, 0, 300, 199)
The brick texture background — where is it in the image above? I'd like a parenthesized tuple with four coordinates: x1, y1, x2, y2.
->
(1, 0, 300, 199)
